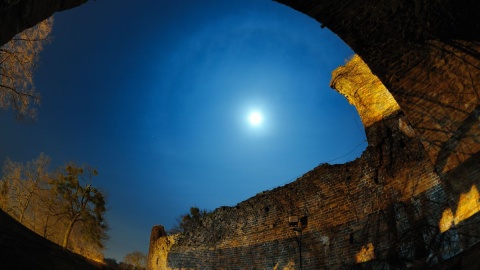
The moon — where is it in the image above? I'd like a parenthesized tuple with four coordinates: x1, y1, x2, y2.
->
(248, 111, 263, 126)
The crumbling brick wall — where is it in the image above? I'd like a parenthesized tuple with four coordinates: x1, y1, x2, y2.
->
(148, 2, 480, 269)
(148, 56, 477, 269)
(274, 1, 480, 177)
(147, 225, 177, 270)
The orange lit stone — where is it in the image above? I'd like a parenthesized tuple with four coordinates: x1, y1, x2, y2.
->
(331, 55, 400, 128)
(454, 185, 480, 224)
(355, 243, 375, 263)
(278, 260, 295, 270)
(439, 208, 454, 233)
(439, 185, 480, 233)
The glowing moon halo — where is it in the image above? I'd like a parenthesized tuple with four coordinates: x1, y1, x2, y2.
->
(248, 111, 263, 126)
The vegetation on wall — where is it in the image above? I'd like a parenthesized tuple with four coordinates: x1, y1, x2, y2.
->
(168, 206, 210, 234)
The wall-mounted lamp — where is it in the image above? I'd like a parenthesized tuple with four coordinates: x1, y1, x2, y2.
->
(289, 215, 307, 231)
(288, 215, 299, 227)
(288, 215, 308, 270)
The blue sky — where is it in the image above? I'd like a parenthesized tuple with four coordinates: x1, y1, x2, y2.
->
(0, 0, 365, 261)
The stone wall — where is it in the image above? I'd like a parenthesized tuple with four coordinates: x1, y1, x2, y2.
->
(0, 1, 478, 269)
(0, 0, 89, 46)
(276, 0, 480, 203)
(148, 56, 479, 269)
(147, 3, 480, 263)
(148, 226, 177, 270)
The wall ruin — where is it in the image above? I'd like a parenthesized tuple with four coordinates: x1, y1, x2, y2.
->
(147, 55, 479, 269)
(147, 2, 480, 268)
(276, 0, 480, 177)
(0, 1, 477, 269)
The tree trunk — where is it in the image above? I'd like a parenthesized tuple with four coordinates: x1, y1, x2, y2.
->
(0, 0, 89, 46)
(43, 215, 49, 238)
(62, 213, 80, 248)
(19, 184, 35, 224)
(19, 207, 26, 224)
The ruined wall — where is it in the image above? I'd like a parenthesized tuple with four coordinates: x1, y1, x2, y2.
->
(148, 56, 479, 269)
(148, 225, 177, 270)
(148, 2, 480, 266)
(274, 5, 480, 253)
(276, 0, 480, 177)
(0, 1, 477, 269)
(0, 0, 89, 46)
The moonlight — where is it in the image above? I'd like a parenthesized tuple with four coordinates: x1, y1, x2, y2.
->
(248, 111, 263, 126)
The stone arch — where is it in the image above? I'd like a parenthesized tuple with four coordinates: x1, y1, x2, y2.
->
(146, 35, 475, 270)
(2, 0, 478, 179)
(271, 7, 480, 250)
(2, 1, 480, 268)
(144, 2, 479, 268)
(274, 0, 480, 179)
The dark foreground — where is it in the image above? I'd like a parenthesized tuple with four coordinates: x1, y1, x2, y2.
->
(0, 209, 111, 270)
(2, 207, 480, 269)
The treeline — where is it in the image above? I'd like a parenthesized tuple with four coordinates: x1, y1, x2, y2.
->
(0, 153, 108, 261)
(104, 251, 147, 270)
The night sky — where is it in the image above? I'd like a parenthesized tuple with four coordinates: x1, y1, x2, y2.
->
(0, 0, 366, 261)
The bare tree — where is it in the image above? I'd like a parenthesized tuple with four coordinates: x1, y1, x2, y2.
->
(0, 158, 23, 216)
(0, 17, 53, 120)
(49, 164, 108, 249)
(123, 251, 147, 270)
(0, 156, 109, 261)
(18, 153, 51, 224)
(0, 153, 51, 224)
(32, 184, 63, 239)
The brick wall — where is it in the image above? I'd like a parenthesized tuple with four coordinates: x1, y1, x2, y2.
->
(147, 226, 177, 270)
(147, 56, 477, 269)
(148, 2, 480, 268)
(274, 1, 480, 178)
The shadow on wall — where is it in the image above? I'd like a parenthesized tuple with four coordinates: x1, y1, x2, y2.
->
(383, 40, 480, 177)
(147, 53, 480, 269)
(439, 185, 480, 233)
